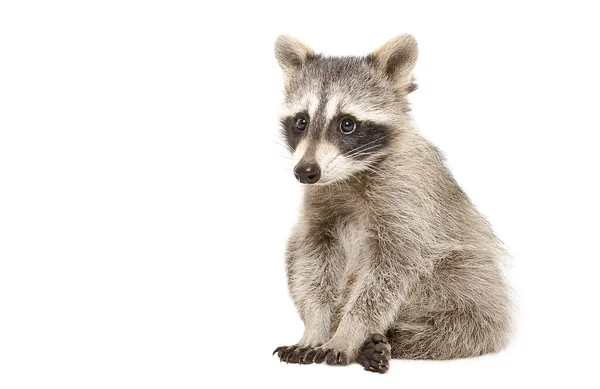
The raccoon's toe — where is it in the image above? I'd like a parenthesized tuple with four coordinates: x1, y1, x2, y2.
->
(298, 347, 317, 364)
(273, 345, 298, 363)
(273, 345, 312, 364)
(357, 334, 391, 373)
(312, 347, 350, 366)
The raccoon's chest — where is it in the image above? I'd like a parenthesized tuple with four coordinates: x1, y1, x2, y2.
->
(305, 191, 370, 285)
(325, 210, 367, 290)
(335, 216, 366, 265)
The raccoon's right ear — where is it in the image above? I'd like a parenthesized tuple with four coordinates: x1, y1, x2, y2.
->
(274, 35, 315, 86)
(370, 34, 419, 93)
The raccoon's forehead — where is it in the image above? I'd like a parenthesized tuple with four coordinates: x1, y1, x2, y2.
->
(280, 57, 399, 123)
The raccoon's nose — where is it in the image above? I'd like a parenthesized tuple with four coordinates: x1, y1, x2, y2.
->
(294, 163, 321, 184)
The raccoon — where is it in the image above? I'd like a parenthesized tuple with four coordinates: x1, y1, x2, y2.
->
(272, 35, 512, 373)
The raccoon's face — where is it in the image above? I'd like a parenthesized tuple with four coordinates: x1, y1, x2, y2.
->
(275, 35, 418, 185)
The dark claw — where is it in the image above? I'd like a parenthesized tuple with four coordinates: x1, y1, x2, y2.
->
(314, 348, 327, 364)
(325, 350, 338, 365)
(273, 345, 297, 362)
(283, 346, 297, 363)
(338, 351, 349, 365)
(278, 348, 286, 359)
(287, 349, 300, 363)
(301, 348, 316, 364)
(296, 348, 307, 364)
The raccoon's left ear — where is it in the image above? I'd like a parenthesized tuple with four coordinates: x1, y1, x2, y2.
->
(274, 35, 315, 86)
(370, 34, 419, 93)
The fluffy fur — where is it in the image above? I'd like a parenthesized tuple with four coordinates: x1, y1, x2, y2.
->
(273, 34, 512, 373)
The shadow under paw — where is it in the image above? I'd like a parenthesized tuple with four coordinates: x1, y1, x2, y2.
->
(357, 334, 391, 373)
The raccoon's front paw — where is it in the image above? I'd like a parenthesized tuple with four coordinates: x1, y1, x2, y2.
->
(273, 345, 321, 364)
(356, 334, 391, 373)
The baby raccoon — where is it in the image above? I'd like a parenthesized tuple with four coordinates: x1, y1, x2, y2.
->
(272, 35, 512, 373)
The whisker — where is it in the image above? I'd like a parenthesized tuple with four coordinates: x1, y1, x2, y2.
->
(342, 137, 386, 157)
(272, 139, 294, 154)
(325, 139, 385, 170)
(346, 144, 383, 158)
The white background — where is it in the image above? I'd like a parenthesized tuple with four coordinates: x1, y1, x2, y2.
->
(1, 1, 599, 388)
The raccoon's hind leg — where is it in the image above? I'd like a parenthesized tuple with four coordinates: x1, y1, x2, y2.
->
(388, 309, 509, 360)
(388, 250, 512, 360)
(356, 334, 392, 373)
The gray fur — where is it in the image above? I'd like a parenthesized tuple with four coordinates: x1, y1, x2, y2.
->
(274, 35, 512, 371)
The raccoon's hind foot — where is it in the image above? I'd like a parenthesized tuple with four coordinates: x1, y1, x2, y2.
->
(357, 334, 391, 373)
(273, 345, 319, 364)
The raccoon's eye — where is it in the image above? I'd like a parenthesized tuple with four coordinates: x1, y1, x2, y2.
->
(339, 117, 356, 134)
(295, 116, 308, 131)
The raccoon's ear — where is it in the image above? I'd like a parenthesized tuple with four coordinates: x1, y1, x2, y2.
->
(274, 35, 315, 85)
(370, 34, 418, 93)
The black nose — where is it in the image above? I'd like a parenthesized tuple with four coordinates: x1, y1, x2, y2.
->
(294, 163, 321, 184)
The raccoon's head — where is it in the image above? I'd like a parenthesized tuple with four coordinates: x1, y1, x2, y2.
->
(275, 35, 418, 185)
